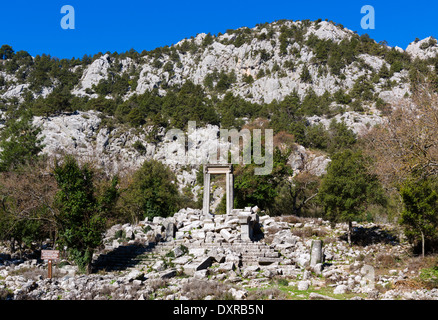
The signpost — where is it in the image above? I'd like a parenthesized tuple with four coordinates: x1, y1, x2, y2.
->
(41, 250, 60, 279)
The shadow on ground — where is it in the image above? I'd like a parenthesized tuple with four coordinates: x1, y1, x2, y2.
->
(339, 225, 399, 246)
(92, 243, 156, 273)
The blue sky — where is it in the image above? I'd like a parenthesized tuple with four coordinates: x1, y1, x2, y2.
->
(1, 0, 437, 59)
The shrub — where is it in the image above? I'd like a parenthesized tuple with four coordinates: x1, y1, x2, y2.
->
(121, 159, 184, 221)
(132, 140, 146, 154)
(300, 65, 312, 83)
(0, 109, 44, 172)
(375, 253, 398, 269)
(54, 156, 119, 273)
(0, 288, 13, 300)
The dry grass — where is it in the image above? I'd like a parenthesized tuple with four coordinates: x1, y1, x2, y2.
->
(148, 278, 169, 291)
(375, 253, 400, 269)
(405, 254, 438, 273)
(246, 287, 287, 300)
(280, 215, 305, 224)
(291, 226, 328, 239)
(8, 267, 53, 279)
(181, 279, 233, 300)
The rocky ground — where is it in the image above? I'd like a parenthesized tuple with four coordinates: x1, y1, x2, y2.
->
(1, 208, 438, 300)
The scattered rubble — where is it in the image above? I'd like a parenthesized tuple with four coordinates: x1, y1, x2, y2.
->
(1, 207, 437, 300)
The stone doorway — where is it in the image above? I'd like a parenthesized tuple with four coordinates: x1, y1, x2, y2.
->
(202, 164, 233, 216)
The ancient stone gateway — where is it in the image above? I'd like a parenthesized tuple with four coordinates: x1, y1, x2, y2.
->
(203, 164, 234, 216)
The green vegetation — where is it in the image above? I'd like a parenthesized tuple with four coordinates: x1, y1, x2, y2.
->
(3, 20, 438, 272)
(54, 156, 119, 273)
(120, 159, 185, 222)
(0, 108, 44, 172)
(246, 278, 365, 300)
(234, 147, 293, 215)
(318, 149, 386, 244)
(418, 266, 438, 289)
(400, 177, 438, 257)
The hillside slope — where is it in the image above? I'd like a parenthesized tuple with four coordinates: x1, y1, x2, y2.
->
(1, 19, 438, 187)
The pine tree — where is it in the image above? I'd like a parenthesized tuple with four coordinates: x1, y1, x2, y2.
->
(0, 44, 14, 60)
(122, 159, 183, 222)
(54, 156, 118, 273)
(300, 65, 312, 83)
(318, 149, 386, 244)
(400, 177, 438, 257)
(0, 109, 44, 172)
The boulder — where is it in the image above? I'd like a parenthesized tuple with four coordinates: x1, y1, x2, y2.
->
(220, 229, 232, 242)
(217, 262, 236, 273)
(229, 287, 247, 300)
(124, 270, 145, 282)
(310, 240, 323, 266)
(333, 284, 348, 295)
(297, 280, 310, 291)
(183, 257, 213, 276)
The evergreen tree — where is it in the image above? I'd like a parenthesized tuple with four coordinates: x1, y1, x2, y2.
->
(318, 149, 386, 244)
(234, 148, 293, 215)
(326, 119, 357, 154)
(400, 177, 438, 257)
(0, 45, 14, 60)
(0, 109, 44, 172)
(122, 159, 183, 222)
(300, 65, 312, 83)
(54, 156, 118, 273)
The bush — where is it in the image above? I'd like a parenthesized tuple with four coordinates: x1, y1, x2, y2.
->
(132, 140, 146, 154)
(121, 159, 184, 221)
(54, 156, 119, 273)
(300, 65, 312, 83)
(0, 108, 44, 172)
(0, 288, 13, 300)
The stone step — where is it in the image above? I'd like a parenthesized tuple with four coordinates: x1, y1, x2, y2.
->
(94, 238, 286, 271)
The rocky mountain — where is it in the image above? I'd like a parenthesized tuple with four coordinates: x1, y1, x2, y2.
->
(1, 19, 438, 188)
(2, 19, 438, 302)
(3, 20, 429, 104)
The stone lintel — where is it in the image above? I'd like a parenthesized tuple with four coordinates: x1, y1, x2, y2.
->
(205, 164, 233, 174)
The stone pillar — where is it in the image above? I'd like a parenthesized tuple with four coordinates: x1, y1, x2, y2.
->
(203, 171, 210, 216)
(230, 173, 234, 213)
(238, 213, 251, 241)
(226, 172, 234, 215)
(310, 240, 323, 266)
(166, 222, 176, 240)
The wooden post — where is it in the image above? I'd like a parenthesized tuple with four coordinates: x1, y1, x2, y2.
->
(41, 250, 59, 279)
(48, 259, 52, 279)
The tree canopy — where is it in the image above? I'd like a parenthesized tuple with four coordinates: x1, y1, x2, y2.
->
(0, 109, 44, 172)
(318, 149, 386, 244)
